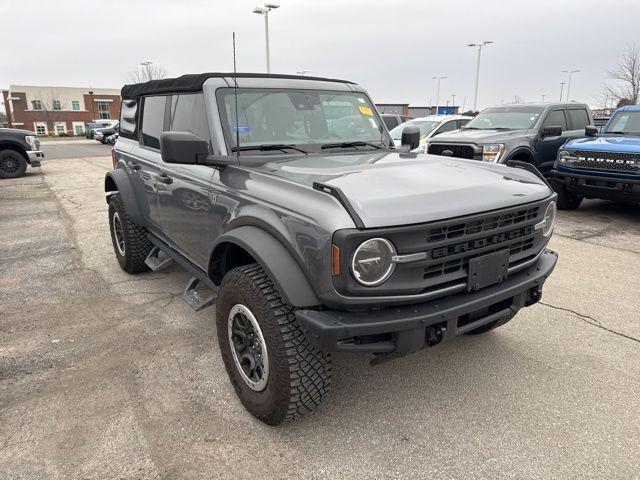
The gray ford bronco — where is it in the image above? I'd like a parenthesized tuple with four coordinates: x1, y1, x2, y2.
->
(105, 73, 558, 424)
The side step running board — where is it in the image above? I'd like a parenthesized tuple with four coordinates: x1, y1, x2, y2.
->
(145, 246, 175, 272)
(182, 276, 218, 312)
(146, 233, 219, 311)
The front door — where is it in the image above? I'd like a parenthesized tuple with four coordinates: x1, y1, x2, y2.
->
(534, 108, 570, 173)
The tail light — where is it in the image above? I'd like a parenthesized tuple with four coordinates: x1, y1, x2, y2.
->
(111, 148, 116, 169)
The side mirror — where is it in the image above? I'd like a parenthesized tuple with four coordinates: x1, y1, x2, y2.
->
(540, 125, 562, 138)
(585, 125, 598, 137)
(160, 131, 209, 164)
(401, 125, 421, 151)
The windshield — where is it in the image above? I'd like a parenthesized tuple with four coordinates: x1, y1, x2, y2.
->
(463, 106, 544, 130)
(217, 88, 388, 154)
(389, 120, 439, 140)
(603, 110, 640, 134)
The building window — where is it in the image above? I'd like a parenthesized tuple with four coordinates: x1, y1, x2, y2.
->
(36, 124, 46, 135)
(32, 100, 43, 111)
(74, 125, 84, 135)
(72, 100, 80, 111)
(53, 100, 61, 111)
(97, 101, 111, 119)
(55, 124, 66, 135)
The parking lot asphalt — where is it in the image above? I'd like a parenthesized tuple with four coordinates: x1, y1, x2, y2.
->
(41, 141, 113, 160)
(1, 156, 639, 479)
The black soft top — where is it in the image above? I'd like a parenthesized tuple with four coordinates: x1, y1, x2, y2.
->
(121, 72, 355, 99)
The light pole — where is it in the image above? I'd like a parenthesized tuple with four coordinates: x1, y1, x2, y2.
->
(541, 94, 546, 102)
(451, 94, 456, 108)
(253, 3, 280, 73)
(467, 41, 493, 111)
(140, 61, 152, 81)
(562, 69, 580, 102)
(559, 82, 566, 102)
(432, 76, 446, 115)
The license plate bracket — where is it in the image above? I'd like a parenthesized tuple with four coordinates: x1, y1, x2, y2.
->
(468, 249, 509, 291)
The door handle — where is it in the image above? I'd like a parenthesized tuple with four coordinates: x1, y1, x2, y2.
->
(156, 172, 173, 184)
(127, 162, 141, 171)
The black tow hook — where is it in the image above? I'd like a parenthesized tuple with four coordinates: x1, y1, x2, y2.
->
(426, 325, 446, 347)
(526, 287, 542, 306)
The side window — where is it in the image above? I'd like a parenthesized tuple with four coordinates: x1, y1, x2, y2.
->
(141, 96, 167, 149)
(434, 121, 457, 135)
(119, 99, 138, 138)
(542, 109, 567, 130)
(567, 109, 590, 130)
(169, 94, 210, 143)
(457, 119, 470, 129)
(382, 116, 398, 130)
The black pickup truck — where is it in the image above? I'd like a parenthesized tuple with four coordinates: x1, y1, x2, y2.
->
(0, 128, 45, 179)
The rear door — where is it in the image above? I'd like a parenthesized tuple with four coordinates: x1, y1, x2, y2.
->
(566, 107, 591, 139)
(129, 95, 169, 230)
(157, 93, 215, 268)
(535, 108, 569, 173)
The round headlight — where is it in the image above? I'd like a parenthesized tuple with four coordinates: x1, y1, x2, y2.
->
(543, 201, 556, 237)
(351, 238, 396, 286)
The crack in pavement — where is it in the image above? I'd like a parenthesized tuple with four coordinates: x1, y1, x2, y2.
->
(539, 301, 640, 344)
(554, 232, 640, 256)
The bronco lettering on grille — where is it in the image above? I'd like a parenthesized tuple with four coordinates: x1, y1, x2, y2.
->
(430, 225, 533, 259)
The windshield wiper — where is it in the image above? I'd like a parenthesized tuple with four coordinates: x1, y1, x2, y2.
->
(320, 141, 382, 150)
(462, 126, 482, 130)
(607, 131, 628, 135)
(231, 144, 309, 154)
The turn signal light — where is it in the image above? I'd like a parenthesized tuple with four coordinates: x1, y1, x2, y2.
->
(332, 244, 340, 276)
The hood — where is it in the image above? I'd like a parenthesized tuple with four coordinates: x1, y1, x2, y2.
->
(429, 128, 529, 144)
(0, 127, 35, 136)
(565, 135, 640, 153)
(255, 151, 552, 228)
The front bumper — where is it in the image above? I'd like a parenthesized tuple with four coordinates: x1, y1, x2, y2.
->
(27, 150, 45, 167)
(551, 168, 640, 202)
(296, 249, 557, 359)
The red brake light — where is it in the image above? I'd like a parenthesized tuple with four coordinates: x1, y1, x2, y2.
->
(111, 148, 116, 169)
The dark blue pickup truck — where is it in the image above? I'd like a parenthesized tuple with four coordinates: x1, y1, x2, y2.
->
(551, 106, 640, 209)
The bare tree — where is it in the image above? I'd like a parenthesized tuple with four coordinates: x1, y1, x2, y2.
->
(31, 93, 67, 134)
(129, 63, 168, 83)
(604, 44, 640, 105)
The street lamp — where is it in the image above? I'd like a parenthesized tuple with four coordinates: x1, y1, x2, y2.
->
(432, 76, 446, 115)
(140, 61, 153, 81)
(562, 69, 580, 102)
(88, 90, 95, 120)
(253, 3, 280, 73)
(559, 82, 566, 102)
(467, 41, 493, 111)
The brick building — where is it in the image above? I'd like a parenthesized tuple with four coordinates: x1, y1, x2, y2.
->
(2, 85, 121, 135)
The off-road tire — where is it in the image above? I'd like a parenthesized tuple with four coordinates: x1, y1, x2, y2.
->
(108, 193, 152, 273)
(216, 263, 331, 425)
(554, 182, 583, 210)
(0, 149, 28, 179)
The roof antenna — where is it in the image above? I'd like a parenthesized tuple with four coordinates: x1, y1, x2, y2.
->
(233, 32, 240, 160)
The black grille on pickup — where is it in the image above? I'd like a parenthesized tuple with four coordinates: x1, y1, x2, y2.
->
(568, 150, 640, 174)
(333, 201, 549, 299)
(428, 144, 476, 159)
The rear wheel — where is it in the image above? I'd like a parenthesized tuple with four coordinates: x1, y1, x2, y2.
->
(0, 149, 28, 179)
(108, 193, 153, 273)
(216, 263, 331, 425)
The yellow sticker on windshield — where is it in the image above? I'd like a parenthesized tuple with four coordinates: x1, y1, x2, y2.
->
(359, 105, 373, 116)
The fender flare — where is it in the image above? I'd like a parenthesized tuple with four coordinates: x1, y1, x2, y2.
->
(104, 169, 146, 226)
(212, 226, 321, 308)
(505, 146, 535, 162)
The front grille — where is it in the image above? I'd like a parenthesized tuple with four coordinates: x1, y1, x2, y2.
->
(334, 200, 549, 299)
(428, 143, 476, 159)
(567, 150, 640, 174)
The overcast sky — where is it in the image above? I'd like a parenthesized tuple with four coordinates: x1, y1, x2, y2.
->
(2, 0, 639, 112)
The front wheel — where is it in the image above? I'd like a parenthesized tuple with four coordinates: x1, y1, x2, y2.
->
(216, 264, 331, 425)
(0, 149, 28, 179)
(554, 181, 583, 210)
